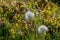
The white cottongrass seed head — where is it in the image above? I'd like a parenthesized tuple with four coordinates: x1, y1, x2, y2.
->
(25, 11, 34, 20)
(38, 25, 48, 34)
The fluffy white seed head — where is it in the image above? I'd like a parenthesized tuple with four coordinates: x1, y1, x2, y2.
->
(38, 25, 48, 34)
(25, 11, 34, 20)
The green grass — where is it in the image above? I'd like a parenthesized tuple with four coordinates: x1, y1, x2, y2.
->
(0, 0, 60, 40)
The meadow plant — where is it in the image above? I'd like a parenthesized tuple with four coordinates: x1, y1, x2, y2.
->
(25, 11, 34, 21)
(38, 25, 48, 34)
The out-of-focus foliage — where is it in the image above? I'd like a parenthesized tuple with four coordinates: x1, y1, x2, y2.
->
(50, 0, 60, 6)
(0, 0, 60, 40)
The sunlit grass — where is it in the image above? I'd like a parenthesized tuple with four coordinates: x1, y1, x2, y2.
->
(0, 0, 60, 40)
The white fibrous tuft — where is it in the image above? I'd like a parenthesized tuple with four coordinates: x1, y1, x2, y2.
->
(38, 25, 48, 34)
(25, 11, 34, 20)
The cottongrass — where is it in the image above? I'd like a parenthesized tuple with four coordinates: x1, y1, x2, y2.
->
(25, 11, 34, 21)
(38, 25, 48, 34)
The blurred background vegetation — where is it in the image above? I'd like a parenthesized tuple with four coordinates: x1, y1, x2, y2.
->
(0, 0, 60, 40)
